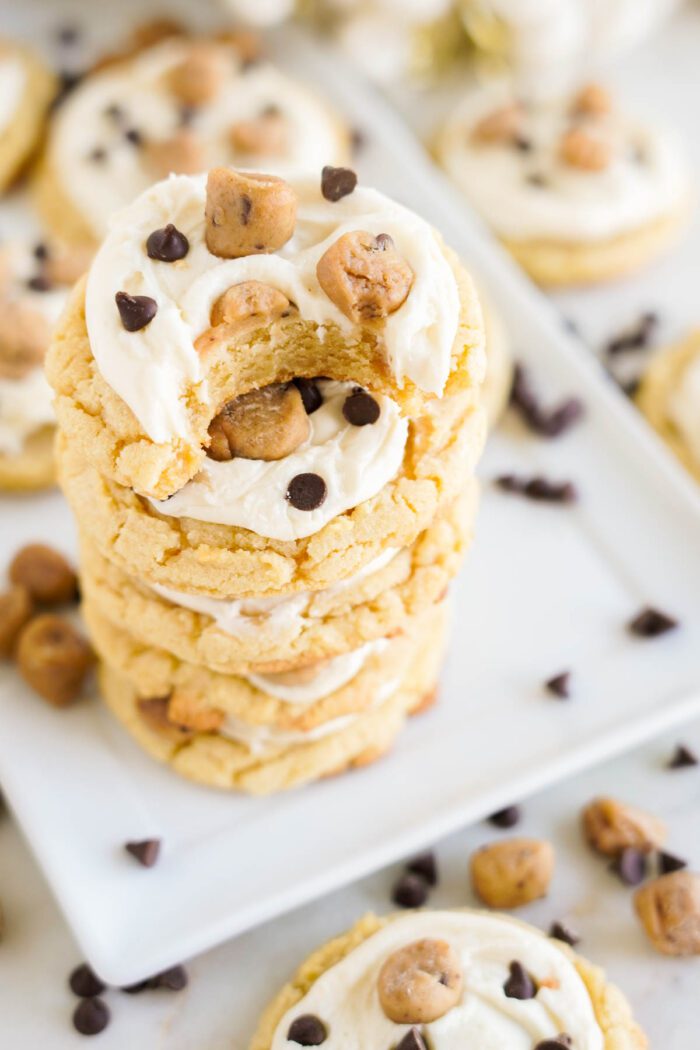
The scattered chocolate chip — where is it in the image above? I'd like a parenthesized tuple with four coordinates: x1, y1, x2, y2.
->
(510, 363, 584, 437)
(125, 127, 144, 147)
(151, 965, 188, 991)
(115, 291, 158, 332)
(287, 1015, 327, 1046)
(534, 1037, 572, 1050)
(620, 376, 640, 399)
(611, 846, 647, 886)
(146, 224, 189, 262)
(121, 980, 150, 994)
(87, 146, 107, 163)
(396, 1028, 427, 1050)
(514, 135, 532, 152)
(549, 920, 580, 946)
(658, 850, 688, 875)
(667, 744, 698, 769)
(321, 165, 358, 202)
(294, 378, 323, 415)
(124, 838, 161, 867)
(526, 172, 548, 188)
(605, 312, 658, 355)
(406, 850, 438, 887)
(72, 997, 110, 1036)
(489, 805, 521, 828)
(496, 474, 578, 503)
(503, 960, 537, 999)
(628, 607, 678, 638)
(27, 274, 52, 293)
(391, 872, 429, 908)
(104, 102, 125, 124)
(286, 473, 327, 512)
(342, 388, 380, 426)
(69, 964, 105, 999)
(545, 672, 571, 699)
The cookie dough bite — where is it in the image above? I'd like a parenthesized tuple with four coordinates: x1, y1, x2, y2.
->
(33, 34, 350, 248)
(636, 329, 700, 483)
(250, 910, 647, 1050)
(436, 80, 691, 286)
(0, 39, 56, 193)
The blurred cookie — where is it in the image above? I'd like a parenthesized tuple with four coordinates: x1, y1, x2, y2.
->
(0, 39, 56, 192)
(636, 328, 700, 482)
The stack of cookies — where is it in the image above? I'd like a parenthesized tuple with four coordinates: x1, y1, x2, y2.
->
(46, 163, 486, 794)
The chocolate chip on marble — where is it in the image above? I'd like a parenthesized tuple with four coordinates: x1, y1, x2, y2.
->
(545, 671, 571, 699)
(510, 363, 584, 438)
(628, 607, 678, 638)
(343, 388, 380, 426)
(72, 997, 110, 1036)
(667, 744, 698, 769)
(294, 378, 323, 415)
(287, 1014, 328, 1046)
(321, 165, 358, 202)
(611, 846, 648, 886)
(503, 960, 537, 1000)
(120, 980, 150, 995)
(115, 291, 158, 332)
(495, 474, 578, 503)
(124, 838, 161, 867)
(489, 805, 521, 829)
(549, 920, 580, 946)
(406, 851, 438, 887)
(151, 964, 188, 991)
(658, 850, 688, 875)
(69, 964, 106, 999)
(395, 1028, 428, 1050)
(392, 872, 429, 909)
(286, 473, 327, 512)
(146, 224, 189, 262)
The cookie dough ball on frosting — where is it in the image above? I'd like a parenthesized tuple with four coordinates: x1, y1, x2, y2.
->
(33, 34, 350, 248)
(250, 910, 647, 1050)
(436, 80, 690, 286)
(0, 39, 56, 192)
(636, 329, 700, 484)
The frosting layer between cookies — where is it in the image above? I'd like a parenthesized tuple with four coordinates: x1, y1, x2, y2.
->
(273, 911, 604, 1050)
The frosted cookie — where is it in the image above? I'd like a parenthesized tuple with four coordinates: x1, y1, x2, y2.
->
(481, 293, 513, 428)
(436, 80, 690, 286)
(47, 167, 485, 500)
(97, 602, 448, 794)
(0, 39, 56, 192)
(34, 35, 349, 248)
(78, 484, 477, 675)
(251, 910, 647, 1050)
(636, 329, 700, 482)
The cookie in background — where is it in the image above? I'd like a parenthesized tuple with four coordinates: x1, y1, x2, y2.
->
(0, 38, 55, 192)
(636, 329, 700, 484)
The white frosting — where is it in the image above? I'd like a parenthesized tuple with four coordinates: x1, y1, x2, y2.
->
(150, 380, 407, 540)
(151, 546, 399, 637)
(222, 0, 296, 26)
(50, 38, 343, 241)
(86, 171, 459, 447)
(271, 911, 604, 1050)
(440, 81, 688, 242)
(668, 355, 700, 462)
(0, 52, 26, 135)
(248, 638, 389, 703)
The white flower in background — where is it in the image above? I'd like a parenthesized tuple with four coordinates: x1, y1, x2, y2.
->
(223, 0, 296, 26)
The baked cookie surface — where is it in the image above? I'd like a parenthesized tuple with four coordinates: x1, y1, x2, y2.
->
(0, 39, 56, 191)
(636, 329, 700, 482)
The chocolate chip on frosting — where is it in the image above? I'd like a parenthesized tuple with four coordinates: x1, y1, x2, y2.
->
(395, 1028, 428, 1050)
(125, 838, 161, 868)
(287, 1015, 328, 1046)
(205, 168, 297, 258)
(294, 378, 323, 415)
(342, 388, 380, 426)
(321, 165, 358, 202)
(503, 960, 537, 1000)
(115, 291, 158, 331)
(378, 938, 463, 1024)
(146, 223, 190, 262)
(286, 473, 327, 512)
(207, 384, 310, 462)
(534, 1036, 573, 1050)
(316, 230, 413, 323)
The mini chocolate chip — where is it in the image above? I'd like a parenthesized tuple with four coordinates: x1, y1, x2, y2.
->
(489, 804, 521, 828)
(392, 872, 429, 909)
(69, 964, 106, 999)
(179, 104, 197, 127)
(286, 473, 327, 512)
(287, 1014, 327, 1046)
(374, 233, 394, 251)
(87, 146, 107, 163)
(343, 389, 380, 426)
(621, 376, 640, 398)
(121, 980, 150, 994)
(321, 165, 358, 202)
(503, 960, 537, 1000)
(667, 744, 698, 769)
(124, 838, 161, 867)
(396, 1028, 428, 1050)
(151, 964, 188, 991)
(27, 274, 52, 293)
(72, 997, 110, 1036)
(33, 242, 49, 261)
(240, 195, 252, 225)
(514, 135, 532, 152)
(51, 70, 82, 111)
(146, 224, 190, 262)
(658, 850, 688, 875)
(605, 312, 658, 355)
(526, 172, 548, 188)
(534, 1037, 572, 1050)
(628, 606, 678, 638)
(510, 363, 584, 437)
(496, 474, 577, 503)
(406, 850, 438, 887)
(115, 292, 158, 332)
(56, 24, 81, 46)
(549, 920, 580, 946)
(104, 102, 125, 123)
(294, 378, 323, 415)
(611, 846, 647, 886)
(545, 672, 571, 699)
(125, 127, 144, 147)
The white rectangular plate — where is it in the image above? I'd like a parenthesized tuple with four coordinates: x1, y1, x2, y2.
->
(1, 24, 700, 986)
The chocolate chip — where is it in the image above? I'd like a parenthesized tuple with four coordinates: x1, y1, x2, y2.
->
(69, 964, 106, 999)
(179, 104, 197, 127)
(510, 363, 584, 437)
(56, 24, 81, 46)
(33, 242, 49, 261)
(121, 980, 150, 994)
(240, 194, 252, 225)
(342, 388, 380, 426)
(526, 172, 548, 188)
(628, 606, 678, 638)
(396, 1028, 427, 1050)
(503, 960, 537, 999)
(321, 165, 357, 202)
(658, 850, 688, 875)
(287, 1015, 327, 1046)
(374, 233, 394, 251)
(545, 672, 571, 699)
(286, 473, 327, 511)
(50, 71, 83, 111)
(151, 964, 188, 991)
(605, 312, 658, 355)
(534, 1037, 572, 1050)
(514, 135, 532, 152)
(391, 872, 429, 908)
(124, 838, 161, 867)
(115, 292, 158, 332)
(667, 744, 698, 769)
(549, 920, 580, 946)
(496, 474, 578, 503)
(294, 378, 323, 415)
(611, 847, 647, 886)
(146, 224, 189, 262)
(87, 146, 107, 163)
(104, 102, 125, 124)
(72, 997, 110, 1036)
(125, 127, 144, 147)
(27, 274, 52, 293)
(351, 127, 366, 154)
(406, 850, 438, 886)
(489, 804, 521, 828)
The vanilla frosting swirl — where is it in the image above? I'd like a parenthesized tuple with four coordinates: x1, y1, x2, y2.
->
(272, 911, 604, 1050)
